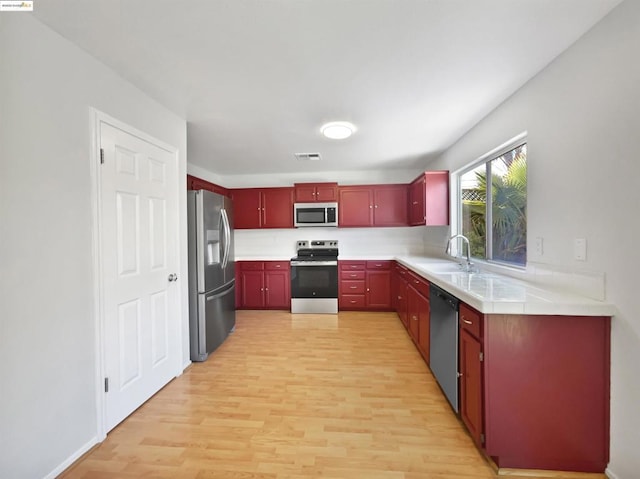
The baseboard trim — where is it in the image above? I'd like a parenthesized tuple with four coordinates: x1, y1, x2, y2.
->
(484, 452, 607, 478)
(605, 467, 620, 479)
(45, 436, 99, 479)
(496, 468, 606, 478)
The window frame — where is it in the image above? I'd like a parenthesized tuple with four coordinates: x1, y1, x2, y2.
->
(452, 133, 528, 269)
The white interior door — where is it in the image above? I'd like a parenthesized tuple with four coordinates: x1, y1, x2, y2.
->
(99, 121, 180, 432)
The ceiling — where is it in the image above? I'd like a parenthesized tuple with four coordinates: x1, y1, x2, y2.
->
(34, 0, 622, 177)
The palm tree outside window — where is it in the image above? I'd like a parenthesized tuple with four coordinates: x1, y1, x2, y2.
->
(459, 142, 527, 267)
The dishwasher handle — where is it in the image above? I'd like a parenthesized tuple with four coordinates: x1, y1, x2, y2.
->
(431, 285, 459, 311)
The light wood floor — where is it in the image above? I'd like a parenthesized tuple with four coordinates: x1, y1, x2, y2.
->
(60, 311, 604, 479)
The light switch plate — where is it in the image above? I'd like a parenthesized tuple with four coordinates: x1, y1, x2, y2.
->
(574, 238, 587, 261)
(535, 237, 543, 256)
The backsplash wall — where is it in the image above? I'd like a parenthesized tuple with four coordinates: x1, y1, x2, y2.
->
(234, 224, 605, 300)
(234, 226, 433, 260)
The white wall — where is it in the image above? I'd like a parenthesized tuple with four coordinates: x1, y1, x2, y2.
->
(235, 226, 428, 260)
(428, 1, 639, 477)
(0, 15, 188, 479)
(188, 163, 423, 188)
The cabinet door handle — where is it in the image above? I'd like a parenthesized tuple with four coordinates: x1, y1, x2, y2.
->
(349, 286, 357, 289)
(462, 318, 473, 325)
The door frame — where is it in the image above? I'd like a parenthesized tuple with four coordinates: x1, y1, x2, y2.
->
(90, 109, 184, 440)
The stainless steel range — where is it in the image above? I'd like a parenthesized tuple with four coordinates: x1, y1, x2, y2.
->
(290, 240, 339, 314)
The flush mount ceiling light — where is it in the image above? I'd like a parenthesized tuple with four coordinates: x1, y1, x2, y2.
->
(321, 121, 356, 140)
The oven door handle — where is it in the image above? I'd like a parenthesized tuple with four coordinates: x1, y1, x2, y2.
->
(290, 261, 338, 266)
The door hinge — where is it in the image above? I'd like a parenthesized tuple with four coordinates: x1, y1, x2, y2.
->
(104, 377, 109, 393)
(100, 148, 104, 164)
(479, 351, 484, 362)
(480, 433, 485, 444)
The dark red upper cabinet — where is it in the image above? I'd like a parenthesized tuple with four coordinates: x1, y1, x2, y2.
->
(231, 188, 262, 229)
(409, 171, 449, 226)
(294, 183, 338, 202)
(373, 185, 408, 226)
(186, 174, 229, 196)
(261, 188, 294, 228)
(339, 185, 408, 227)
(230, 187, 293, 229)
(338, 186, 373, 227)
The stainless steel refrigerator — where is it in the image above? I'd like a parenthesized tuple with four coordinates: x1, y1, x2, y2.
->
(187, 189, 236, 362)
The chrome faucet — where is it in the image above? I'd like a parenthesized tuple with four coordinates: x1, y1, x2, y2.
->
(446, 234, 474, 272)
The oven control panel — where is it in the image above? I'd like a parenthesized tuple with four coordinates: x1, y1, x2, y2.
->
(296, 240, 338, 249)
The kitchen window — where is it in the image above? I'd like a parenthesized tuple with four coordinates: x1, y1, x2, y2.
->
(457, 138, 527, 267)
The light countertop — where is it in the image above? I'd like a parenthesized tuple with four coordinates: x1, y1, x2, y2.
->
(235, 256, 293, 261)
(234, 255, 615, 316)
(395, 256, 615, 317)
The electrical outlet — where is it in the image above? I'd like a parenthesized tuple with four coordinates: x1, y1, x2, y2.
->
(535, 237, 543, 256)
(574, 238, 587, 261)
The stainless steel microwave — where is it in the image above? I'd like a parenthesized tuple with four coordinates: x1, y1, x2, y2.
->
(294, 202, 338, 227)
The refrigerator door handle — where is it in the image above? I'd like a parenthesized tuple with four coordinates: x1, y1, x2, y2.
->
(219, 208, 226, 270)
(227, 209, 231, 267)
(195, 191, 206, 288)
(221, 208, 227, 269)
(221, 208, 230, 269)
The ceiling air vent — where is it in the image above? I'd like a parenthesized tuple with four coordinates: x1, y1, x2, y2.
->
(294, 152, 322, 161)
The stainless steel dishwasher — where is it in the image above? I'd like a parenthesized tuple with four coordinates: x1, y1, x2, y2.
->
(429, 284, 459, 412)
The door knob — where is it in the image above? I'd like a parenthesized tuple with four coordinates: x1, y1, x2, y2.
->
(168, 273, 178, 282)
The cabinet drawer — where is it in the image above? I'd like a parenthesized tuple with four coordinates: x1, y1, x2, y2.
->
(460, 303, 482, 339)
(408, 272, 430, 298)
(340, 261, 366, 271)
(366, 260, 391, 270)
(238, 261, 264, 271)
(394, 263, 408, 274)
(341, 280, 365, 294)
(340, 294, 366, 309)
(341, 270, 365, 280)
(265, 261, 289, 271)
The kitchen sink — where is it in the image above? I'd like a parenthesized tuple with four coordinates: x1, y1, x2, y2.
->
(417, 261, 465, 273)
